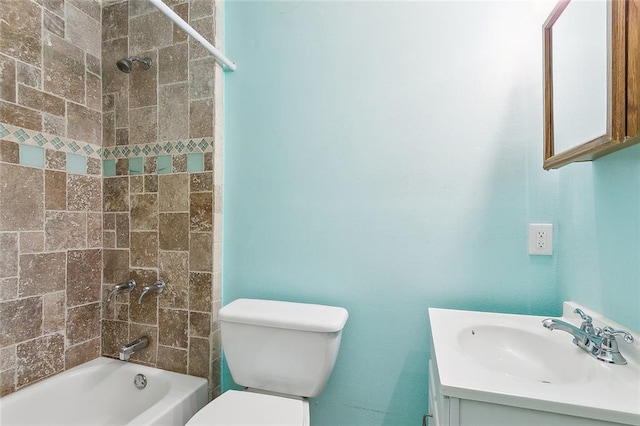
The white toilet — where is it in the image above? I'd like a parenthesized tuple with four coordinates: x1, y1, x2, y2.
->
(186, 298, 349, 426)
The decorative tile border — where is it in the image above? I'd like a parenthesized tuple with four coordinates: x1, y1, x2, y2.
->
(102, 152, 211, 177)
(101, 138, 215, 160)
(0, 123, 102, 160)
(0, 123, 215, 161)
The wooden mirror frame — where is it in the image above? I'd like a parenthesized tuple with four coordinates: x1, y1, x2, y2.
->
(543, 0, 638, 170)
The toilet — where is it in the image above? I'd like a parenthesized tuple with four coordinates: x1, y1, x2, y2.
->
(186, 298, 349, 426)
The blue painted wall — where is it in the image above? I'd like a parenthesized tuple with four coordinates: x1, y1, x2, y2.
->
(557, 144, 640, 332)
(224, 1, 562, 424)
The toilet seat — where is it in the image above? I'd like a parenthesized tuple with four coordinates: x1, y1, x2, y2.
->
(185, 390, 307, 426)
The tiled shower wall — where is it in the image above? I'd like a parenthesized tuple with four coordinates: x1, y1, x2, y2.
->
(0, 0, 104, 396)
(0, 0, 223, 399)
(100, 0, 223, 398)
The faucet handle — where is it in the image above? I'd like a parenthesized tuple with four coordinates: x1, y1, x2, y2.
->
(573, 308, 592, 322)
(105, 279, 137, 306)
(601, 326, 634, 344)
(137, 280, 166, 304)
(122, 279, 136, 291)
(597, 326, 634, 364)
(573, 308, 594, 334)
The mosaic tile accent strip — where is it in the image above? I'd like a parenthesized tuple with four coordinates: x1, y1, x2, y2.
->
(1, 124, 215, 162)
(0, 123, 102, 160)
(101, 139, 215, 160)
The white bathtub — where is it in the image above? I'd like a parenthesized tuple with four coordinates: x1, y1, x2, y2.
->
(0, 357, 208, 425)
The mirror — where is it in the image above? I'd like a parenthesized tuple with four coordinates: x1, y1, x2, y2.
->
(552, 0, 608, 154)
(543, 0, 630, 170)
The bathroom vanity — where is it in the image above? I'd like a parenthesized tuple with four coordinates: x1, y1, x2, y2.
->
(427, 302, 640, 426)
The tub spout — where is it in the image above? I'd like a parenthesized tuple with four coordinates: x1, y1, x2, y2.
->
(119, 336, 148, 361)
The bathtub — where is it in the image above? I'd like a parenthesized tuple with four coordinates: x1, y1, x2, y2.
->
(0, 357, 208, 425)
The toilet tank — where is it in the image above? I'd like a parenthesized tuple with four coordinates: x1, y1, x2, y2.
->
(219, 298, 349, 398)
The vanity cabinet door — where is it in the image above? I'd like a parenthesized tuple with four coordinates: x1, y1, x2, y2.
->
(427, 360, 448, 426)
(428, 360, 625, 426)
(456, 400, 626, 426)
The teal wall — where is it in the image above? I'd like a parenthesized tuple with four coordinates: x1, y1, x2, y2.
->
(557, 144, 640, 332)
(223, 1, 563, 425)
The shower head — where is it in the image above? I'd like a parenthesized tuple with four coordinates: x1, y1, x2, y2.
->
(116, 56, 152, 73)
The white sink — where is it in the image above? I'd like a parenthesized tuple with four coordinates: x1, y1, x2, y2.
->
(429, 302, 640, 425)
(457, 324, 595, 384)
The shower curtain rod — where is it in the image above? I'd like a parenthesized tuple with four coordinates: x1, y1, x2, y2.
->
(148, 0, 237, 71)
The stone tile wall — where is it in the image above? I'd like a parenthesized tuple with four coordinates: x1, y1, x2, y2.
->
(0, 147, 103, 396)
(0, 0, 102, 144)
(100, 0, 222, 399)
(101, 157, 222, 396)
(0, 0, 103, 396)
(0, 0, 223, 400)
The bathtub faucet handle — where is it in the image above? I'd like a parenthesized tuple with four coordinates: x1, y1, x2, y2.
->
(105, 279, 136, 306)
(138, 280, 166, 304)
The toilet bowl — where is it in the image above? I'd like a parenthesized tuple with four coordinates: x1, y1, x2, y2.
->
(186, 390, 309, 426)
(185, 298, 348, 426)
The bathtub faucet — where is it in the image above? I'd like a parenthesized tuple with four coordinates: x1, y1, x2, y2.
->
(119, 336, 149, 361)
(138, 280, 166, 304)
(105, 279, 136, 306)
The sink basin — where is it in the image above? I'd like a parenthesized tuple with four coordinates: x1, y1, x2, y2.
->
(456, 324, 594, 384)
(429, 302, 640, 425)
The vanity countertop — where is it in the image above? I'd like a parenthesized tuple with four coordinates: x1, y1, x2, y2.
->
(429, 302, 640, 425)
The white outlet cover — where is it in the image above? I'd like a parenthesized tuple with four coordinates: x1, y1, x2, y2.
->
(528, 223, 553, 255)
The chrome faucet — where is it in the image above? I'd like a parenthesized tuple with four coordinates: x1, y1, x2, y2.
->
(105, 279, 136, 306)
(542, 308, 634, 365)
(137, 280, 165, 304)
(542, 317, 598, 351)
(119, 336, 149, 361)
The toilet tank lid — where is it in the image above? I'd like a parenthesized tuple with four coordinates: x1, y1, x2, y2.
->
(219, 299, 349, 332)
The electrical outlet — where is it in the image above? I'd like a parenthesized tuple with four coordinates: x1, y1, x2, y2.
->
(528, 224, 553, 255)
